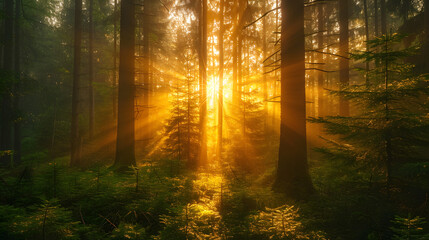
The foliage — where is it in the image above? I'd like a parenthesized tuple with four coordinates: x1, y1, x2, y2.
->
(391, 214, 429, 240)
(8, 199, 80, 240)
(311, 33, 429, 183)
(249, 205, 327, 240)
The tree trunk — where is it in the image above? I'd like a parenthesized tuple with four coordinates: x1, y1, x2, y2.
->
(198, 0, 208, 166)
(142, 0, 150, 147)
(13, 0, 22, 165)
(339, 0, 349, 116)
(218, 0, 224, 159)
(374, 0, 379, 36)
(380, 0, 386, 35)
(232, 0, 238, 106)
(115, 0, 136, 167)
(1, 0, 13, 167)
(88, 0, 95, 139)
(237, 0, 243, 106)
(317, 2, 324, 117)
(113, 0, 118, 119)
(71, 0, 83, 167)
(424, 0, 429, 71)
(364, 0, 370, 87)
(262, 0, 268, 130)
(274, 0, 313, 198)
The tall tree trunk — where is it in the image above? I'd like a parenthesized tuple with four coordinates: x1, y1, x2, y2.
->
(364, 0, 370, 87)
(375, 0, 379, 36)
(1, 0, 13, 167)
(198, 0, 208, 166)
(13, 0, 22, 165)
(317, 2, 325, 117)
(232, 0, 238, 106)
(88, 0, 95, 139)
(113, 0, 117, 119)
(274, 0, 313, 198)
(237, 0, 243, 107)
(380, 0, 386, 35)
(339, 0, 349, 116)
(262, 0, 268, 130)
(0, 1, 3, 69)
(71, 0, 83, 167)
(115, 0, 136, 167)
(218, 0, 224, 159)
(424, 0, 429, 71)
(142, 0, 150, 149)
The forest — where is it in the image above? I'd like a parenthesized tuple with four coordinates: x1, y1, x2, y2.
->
(1, 0, 429, 239)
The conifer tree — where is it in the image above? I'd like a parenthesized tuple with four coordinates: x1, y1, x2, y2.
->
(274, 0, 313, 198)
(115, 0, 136, 167)
(71, 0, 83, 167)
(164, 30, 200, 168)
(312, 34, 429, 186)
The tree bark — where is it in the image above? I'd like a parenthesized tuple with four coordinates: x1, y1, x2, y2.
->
(274, 0, 313, 198)
(364, 0, 370, 87)
(232, 0, 238, 106)
(113, 0, 118, 119)
(262, 0, 268, 130)
(237, 0, 244, 108)
(198, 0, 208, 167)
(115, 0, 136, 167)
(339, 0, 349, 116)
(380, 0, 386, 35)
(424, 0, 429, 71)
(142, 0, 150, 149)
(1, 0, 13, 167)
(317, 2, 325, 117)
(375, 0, 379, 36)
(88, 0, 95, 139)
(218, 0, 224, 159)
(14, 0, 22, 165)
(71, 0, 82, 167)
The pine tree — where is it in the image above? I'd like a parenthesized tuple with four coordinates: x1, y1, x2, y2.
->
(274, 0, 313, 198)
(311, 33, 429, 186)
(115, 0, 136, 168)
(70, 0, 83, 167)
(390, 214, 429, 240)
(163, 34, 200, 168)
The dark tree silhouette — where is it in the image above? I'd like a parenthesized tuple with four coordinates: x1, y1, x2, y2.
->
(115, 0, 136, 167)
(274, 0, 313, 198)
(70, 0, 83, 166)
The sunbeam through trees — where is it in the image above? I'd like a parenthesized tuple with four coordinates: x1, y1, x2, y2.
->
(1, 0, 429, 239)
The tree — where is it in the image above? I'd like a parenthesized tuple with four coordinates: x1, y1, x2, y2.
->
(381, 0, 387, 35)
(113, 0, 118, 119)
(1, 0, 14, 166)
(163, 37, 199, 169)
(317, 2, 325, 117)
(142, 0, 150, 147)
(312, 34, 429, 187)
(339, 0, 350, 116)
(375, 0, 379, 36)
(218, 0, 224, 159)
(115, 0, 136, 167)
(425, 0, 429, 71)
(274, 0, 313, 198)
(88, 0, 95, 139)
(364, 0, 370, 86)
(232, 0, 238, 105)
(14, 0, 22, 165)
(198, 0, 207, 167)
(70, 0, 83, 167)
